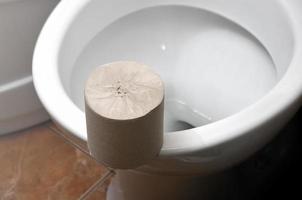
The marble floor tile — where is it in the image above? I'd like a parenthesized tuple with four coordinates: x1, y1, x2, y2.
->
(47, 122, 90, 155)
(83, 181, 110, 200)
(0, 124, 107, 200)
(79, 173, 113, 200)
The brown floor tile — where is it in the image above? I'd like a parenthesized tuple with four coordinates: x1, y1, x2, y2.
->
(82, 176, 112, 200)
(0, 124, 107, 200)
(47, 122, 90, 155)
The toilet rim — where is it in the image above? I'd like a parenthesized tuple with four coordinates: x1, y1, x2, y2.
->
(33, 0, 302, 157)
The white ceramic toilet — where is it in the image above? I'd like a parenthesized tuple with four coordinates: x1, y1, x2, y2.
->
(33, 0, 302, 199)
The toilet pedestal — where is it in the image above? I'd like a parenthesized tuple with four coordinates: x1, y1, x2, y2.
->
(107, 170, 235, 200)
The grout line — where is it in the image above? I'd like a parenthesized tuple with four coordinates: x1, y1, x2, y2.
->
(47, 123, 108, 165)
(47, 124, 91, 156)
(46, 122, 116, 199)
(78, 170, 116, 200)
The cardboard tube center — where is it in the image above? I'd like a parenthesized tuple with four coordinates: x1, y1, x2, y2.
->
(85, 61, 164, 169)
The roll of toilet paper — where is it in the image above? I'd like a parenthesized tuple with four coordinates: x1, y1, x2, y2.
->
(85, 61, 164, 169)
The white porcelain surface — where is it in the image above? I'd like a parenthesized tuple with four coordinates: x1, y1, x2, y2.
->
(33, 0, 302, 174)
(0, 0, 59, 134)
(70, 6, 276, 132)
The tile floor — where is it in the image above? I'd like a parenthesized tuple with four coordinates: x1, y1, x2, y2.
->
(0, 122, 111, 200)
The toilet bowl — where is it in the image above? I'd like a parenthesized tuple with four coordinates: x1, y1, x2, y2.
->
(33, 0, 302, 198)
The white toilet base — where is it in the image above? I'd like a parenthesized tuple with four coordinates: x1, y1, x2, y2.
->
(107, 170, 234, 200)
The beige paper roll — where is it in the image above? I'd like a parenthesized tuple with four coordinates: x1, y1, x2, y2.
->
(85, 61, 164, 169)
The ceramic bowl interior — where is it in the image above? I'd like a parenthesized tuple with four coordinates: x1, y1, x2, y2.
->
(58, 1, 293, 133)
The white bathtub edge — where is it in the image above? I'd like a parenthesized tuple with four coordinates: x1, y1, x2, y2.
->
(0, 76, 49, 135)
